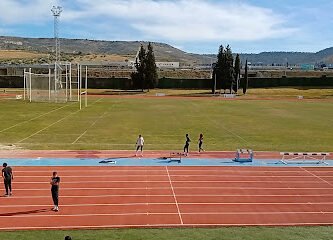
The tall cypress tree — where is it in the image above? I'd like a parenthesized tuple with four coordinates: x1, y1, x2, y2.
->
(214, 45, 224, 93)
(136, 45, 146, 92)
(233, 54, 241, 93)
(224, 45, 234, 93)
(145, 42, 158, 91)
(242, 59, 248, 94)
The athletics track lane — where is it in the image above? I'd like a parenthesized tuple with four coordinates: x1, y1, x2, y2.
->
(0, 166, 333, 230)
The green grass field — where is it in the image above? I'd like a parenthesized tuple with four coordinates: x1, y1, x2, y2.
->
(1, 226, 333, 240)
(0, 92, 332, 151)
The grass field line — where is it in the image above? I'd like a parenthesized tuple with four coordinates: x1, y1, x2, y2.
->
(3, 194, 333, 200)
(301, 167, 333, 187)
(1, 212, 333, 219)
(166, 166, 183, 224)
(72, 111, 108, 144)
(17, 98, 103, 143)
(0, 103, 74, 134)
(188, 101, 252, 147)
(1, 222, 332, 230)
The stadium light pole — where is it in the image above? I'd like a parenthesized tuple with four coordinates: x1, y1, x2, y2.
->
(51, 5, 62, 64)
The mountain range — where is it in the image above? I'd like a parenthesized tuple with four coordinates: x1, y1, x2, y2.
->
(0, 36, 332, 66)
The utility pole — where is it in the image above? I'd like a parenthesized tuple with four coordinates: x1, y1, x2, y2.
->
(51, 5, 62, 64)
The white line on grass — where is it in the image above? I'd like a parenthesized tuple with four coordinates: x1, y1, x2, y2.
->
(166, 166, 183, 225)
(72, 112, 107, 144)
(17, 98, 103, 143)
(0, 103, 74, 133)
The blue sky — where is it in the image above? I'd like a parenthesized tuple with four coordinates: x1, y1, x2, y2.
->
(0, 0, 332, 54)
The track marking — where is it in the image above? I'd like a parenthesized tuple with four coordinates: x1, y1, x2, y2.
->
(301, 167, 333, 187)
(1, 222, 333, 230)
(3, 194, 333, 200)
(0, 104, 74, 133)
(72, 112, 107, 144)
(1, 211, 333, 218)
(166, 166, 183, 224)
(1, 202, 333, 208)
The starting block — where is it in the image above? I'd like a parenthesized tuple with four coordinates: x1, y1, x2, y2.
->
(234, 149, 253, 162)
(280, 152, 329, 165)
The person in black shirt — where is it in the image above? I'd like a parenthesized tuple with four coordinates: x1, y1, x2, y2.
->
(2, 163, 13, 197)
(50, 172, 60, 212)
(184, 134, 191, 156)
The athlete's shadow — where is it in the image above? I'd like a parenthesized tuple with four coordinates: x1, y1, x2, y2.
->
(0, 208, 51, 216)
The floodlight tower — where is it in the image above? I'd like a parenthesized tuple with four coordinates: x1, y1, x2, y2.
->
(51, 5, 62, 63)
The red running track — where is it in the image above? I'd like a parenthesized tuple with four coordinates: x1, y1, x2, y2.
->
(1, 166, 333, 230)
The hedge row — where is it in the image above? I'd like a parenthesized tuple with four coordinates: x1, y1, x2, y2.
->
(1, 76, 332, 89)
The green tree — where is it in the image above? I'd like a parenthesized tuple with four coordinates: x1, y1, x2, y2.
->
(144, 42, 158, 91)
(242, 59, 249, 94)
(233, 54, 241, 93)
(132, 45, 146, 91)
(224, 45, 234, 93)
(214, 45, 225, 93)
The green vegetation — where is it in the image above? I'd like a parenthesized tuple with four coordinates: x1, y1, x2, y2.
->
(1, 226, 333, 240)
(0, 92, 332, 151)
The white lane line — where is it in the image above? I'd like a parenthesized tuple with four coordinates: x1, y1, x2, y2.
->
(301, 167, 333, 187)
(13, 175, 329, 178)
(0, 222, 332, 230)
(7, 187, 333, 191)
(72, 111, 107, 144)
(166, 166, 183, 225)
(0, 104, 74, 133)
(2, 194, 333, 200)
(1, 211, 333, 218)
(13, 180, 322, 184)
(11, 180, 326, 184)
(1, 202, 333, 208)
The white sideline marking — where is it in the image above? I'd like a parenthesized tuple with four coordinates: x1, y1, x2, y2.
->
(2, 194, 333, 200)
(1, 211, 333, 219)
(0, 222, 332, 230)
(0, 104, 73, 133)
(72, 111, 107, 144)
(301, 167, 333, 187)
(166, 166, 183, 225)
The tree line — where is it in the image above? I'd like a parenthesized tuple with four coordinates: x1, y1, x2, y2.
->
(212, 45, 248, 94)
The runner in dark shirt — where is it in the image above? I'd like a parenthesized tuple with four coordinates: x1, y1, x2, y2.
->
(2, 163, 13, 196)
(50, 172, 60, 212)
(184, 134, 191, 156)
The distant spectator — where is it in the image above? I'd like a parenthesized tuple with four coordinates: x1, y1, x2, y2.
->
(2, 163, 13, 197)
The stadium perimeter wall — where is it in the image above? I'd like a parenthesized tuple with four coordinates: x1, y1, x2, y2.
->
(1, 76, 333, 89)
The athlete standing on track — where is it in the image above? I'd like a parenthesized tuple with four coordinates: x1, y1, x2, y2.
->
(198, 133, 205, 152)
(135, 134, 144, 157)
(184, 134, 191, 156)
(50, 171, 60, 212)
(2, 163, 13, 197)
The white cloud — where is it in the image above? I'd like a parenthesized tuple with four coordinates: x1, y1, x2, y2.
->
(0, 0, 296, 42)
(67, 0, 296, 42)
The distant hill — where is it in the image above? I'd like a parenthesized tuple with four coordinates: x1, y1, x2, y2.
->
(0, 36, 332, 65)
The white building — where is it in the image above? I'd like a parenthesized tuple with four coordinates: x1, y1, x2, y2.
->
(156, 62, 180, 69)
